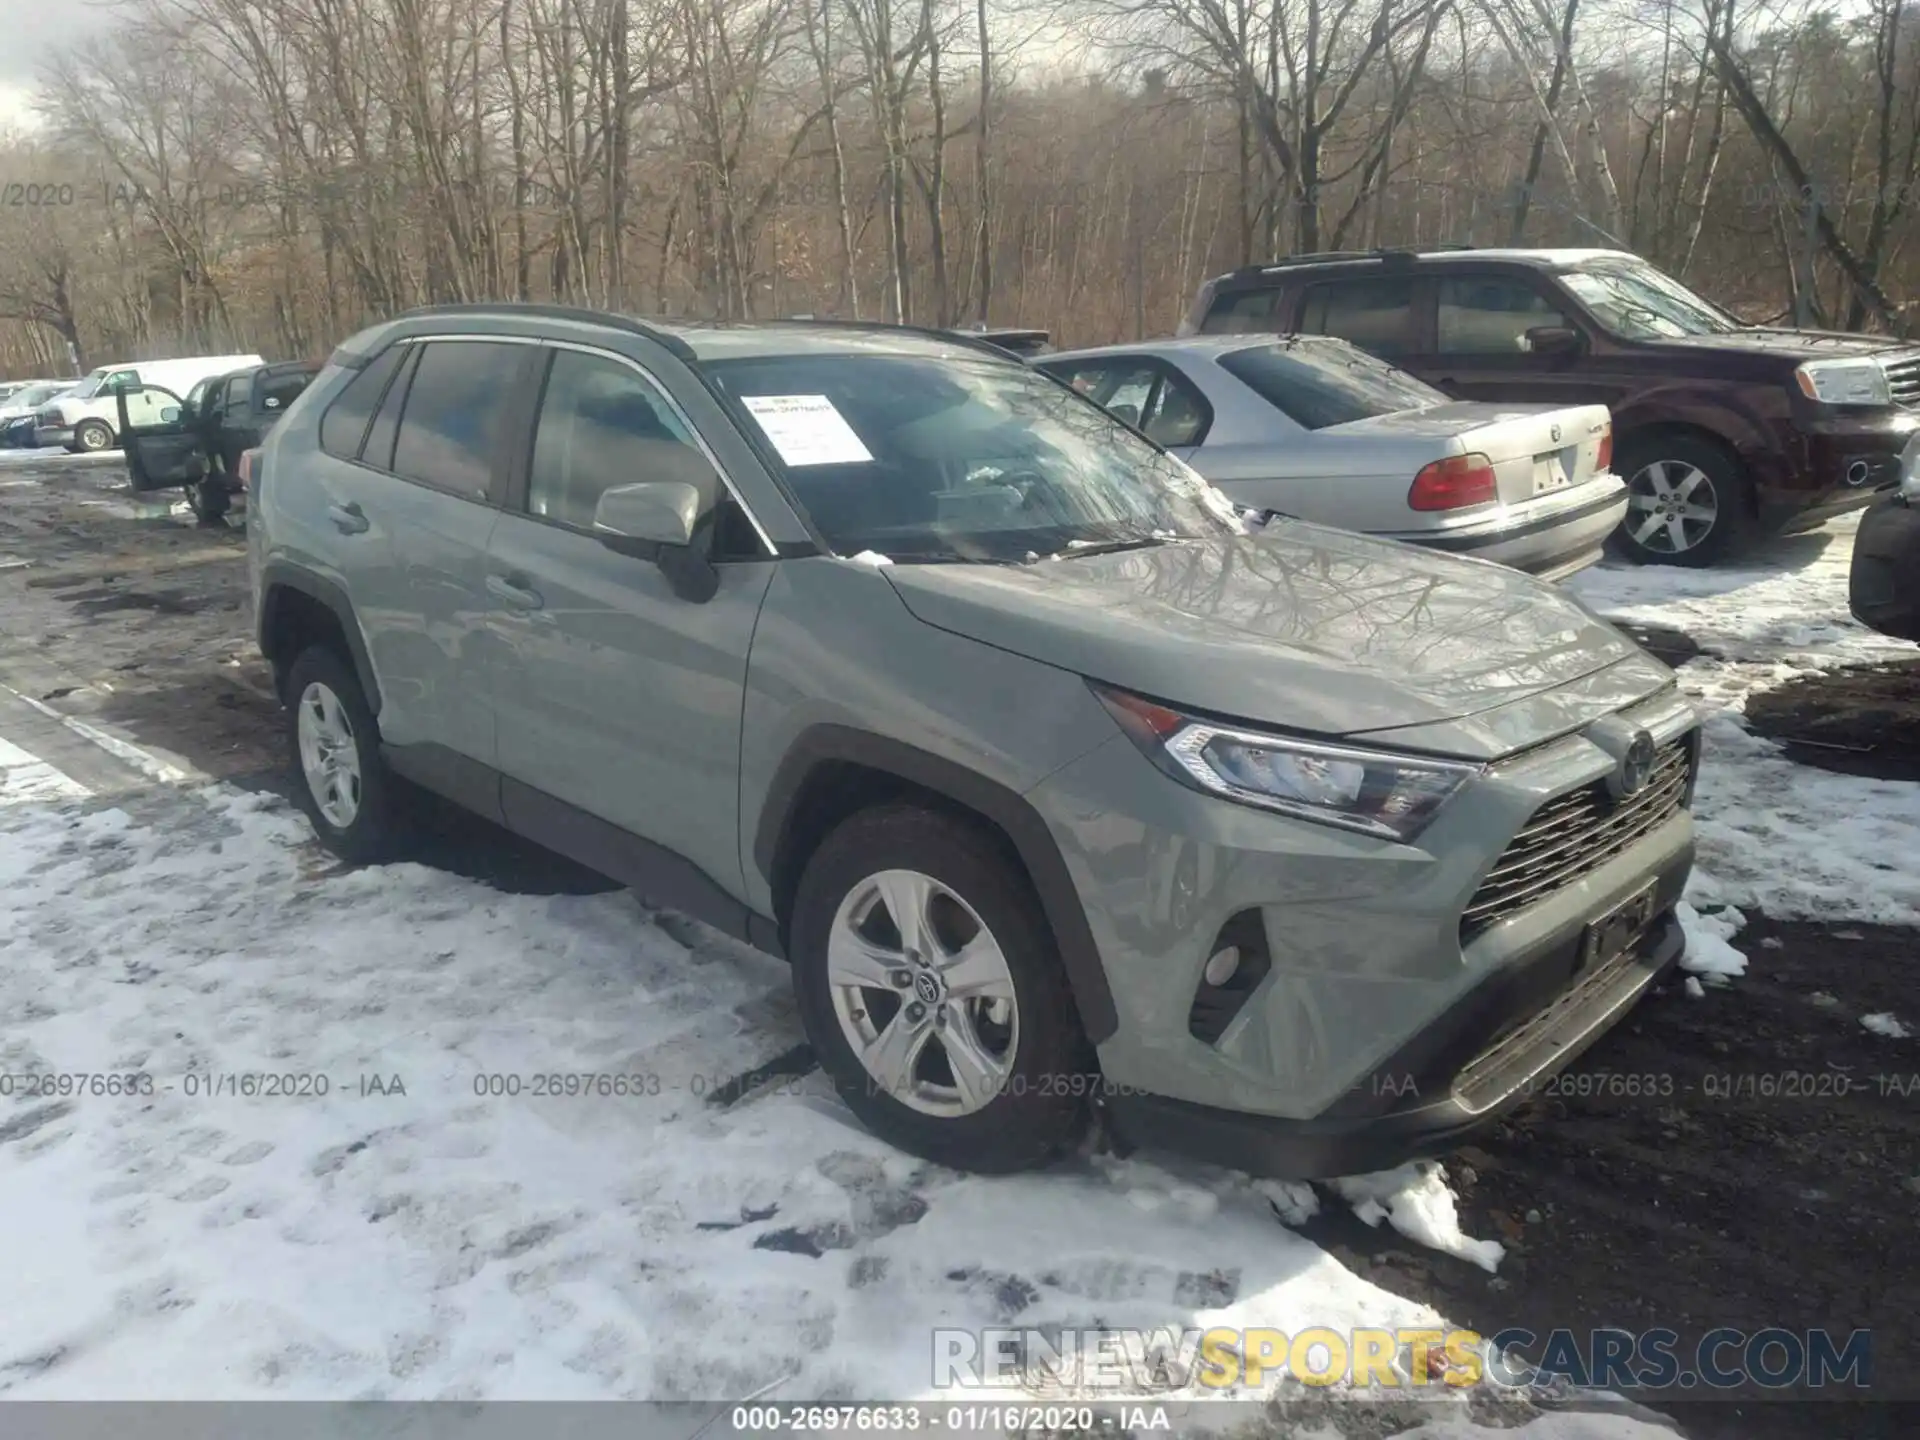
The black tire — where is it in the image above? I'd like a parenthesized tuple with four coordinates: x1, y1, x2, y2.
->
(790, 804, 1093, 1173)
(1612, 433, 1754, 568)
(73, 419, 114, 453)
(284, 646, 401, 864)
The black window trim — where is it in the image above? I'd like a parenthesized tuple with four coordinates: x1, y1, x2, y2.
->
(499, 338, 777, 558)
(1038, 353, 1215, 448)
(320, 341, 413, 468)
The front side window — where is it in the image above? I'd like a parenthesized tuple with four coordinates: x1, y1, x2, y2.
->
(528, 350, 706, 531)
(1217, 338, 1444, 430)
(1297, 277, 1419, 357)
(1558, 263, 1740, 339)
(390, 341, 527, 499)
(1438, 277, 1569, 354)
(704, 351, 1234, 562)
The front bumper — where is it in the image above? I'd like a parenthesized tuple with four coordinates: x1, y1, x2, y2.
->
(1381, 480, 1628, 581)
(1108, 909, 1684, 1177)
(1849, 494, 1920, 642)
(1028, 687, 1698, 1177)
(34, 425, 73, 449)
(1763, 415, 1920, 532)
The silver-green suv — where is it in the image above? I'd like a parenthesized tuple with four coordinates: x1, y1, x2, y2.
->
(249, 305, 1698, 1177)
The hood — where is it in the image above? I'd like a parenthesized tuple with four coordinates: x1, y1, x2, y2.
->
(1654, 327, 1917, 362)
(881, 523, 1671, 760)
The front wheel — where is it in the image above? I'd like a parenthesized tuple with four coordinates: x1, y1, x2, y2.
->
(183, 479, 231, 525)
(1613, 436, 1752, 567)
(73, 419, 114, 453)
(790, 805, 1093, 1173)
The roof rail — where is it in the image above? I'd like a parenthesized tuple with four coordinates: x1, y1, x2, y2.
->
(392, 301, 696, 360)
(1225, 244, 1479, 280)
(770, 317, 1037, 361)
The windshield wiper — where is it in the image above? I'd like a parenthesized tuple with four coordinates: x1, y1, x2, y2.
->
(1036, 533, 1173, 562)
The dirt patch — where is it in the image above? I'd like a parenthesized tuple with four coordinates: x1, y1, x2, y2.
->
(1744, 659, 1920, 780)
(1299, 916, 1920, 1440)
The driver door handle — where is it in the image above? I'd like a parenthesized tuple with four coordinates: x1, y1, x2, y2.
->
(327, 501, 369, 535)
(487, 573, 544, 610)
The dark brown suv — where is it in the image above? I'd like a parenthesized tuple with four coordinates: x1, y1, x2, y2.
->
(1182, 247, 1920, 566)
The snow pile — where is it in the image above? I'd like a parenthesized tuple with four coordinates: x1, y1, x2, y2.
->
(1675, 901, 1748, 983)
(1328, 1164, 1505, 1275)
(846, 550, 894, 568)
(1570, 518, 1920, 930)
(1861, 1013, 1912, 1039)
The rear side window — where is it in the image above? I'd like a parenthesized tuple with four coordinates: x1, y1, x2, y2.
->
(319, 344, 406, 460)
(1041, 359, 1212, 447)
(391, 341, 527, 500)
(1200, 287, 1283, 335)
(1217, 339, 1443, 430)
(1297, 277, 1418, 356)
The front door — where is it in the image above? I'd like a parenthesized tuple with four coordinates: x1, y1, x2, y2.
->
(117, 384, 205, 492)
(486, 344, 775, 902)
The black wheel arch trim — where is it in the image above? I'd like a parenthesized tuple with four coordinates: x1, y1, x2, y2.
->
(753, 725, 1119, 1043)
(257, 562, 383, 716)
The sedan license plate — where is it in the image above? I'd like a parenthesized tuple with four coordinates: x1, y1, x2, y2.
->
(1532, 452, 1574, 495)
(1579, 881, 1658, 972)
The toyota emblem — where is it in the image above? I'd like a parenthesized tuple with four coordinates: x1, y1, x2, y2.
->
(913, 971, 943, 1006)
(1620, 731, 1657, 796)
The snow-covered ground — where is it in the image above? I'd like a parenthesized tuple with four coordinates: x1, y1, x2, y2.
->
(2, 514, 1913, 1432)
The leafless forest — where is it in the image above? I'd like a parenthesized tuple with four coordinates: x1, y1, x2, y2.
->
(0, 0, 1914, 371)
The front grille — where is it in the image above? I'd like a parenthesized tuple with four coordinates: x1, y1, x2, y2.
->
(1884, 354, 1920, 408)
(1460, 736, 1694, 942)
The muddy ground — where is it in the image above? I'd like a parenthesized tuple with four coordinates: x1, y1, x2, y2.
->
(0, 454, 1912, 1438)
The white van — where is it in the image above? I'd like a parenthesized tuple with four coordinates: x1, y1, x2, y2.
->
(36, 354, 265, 452)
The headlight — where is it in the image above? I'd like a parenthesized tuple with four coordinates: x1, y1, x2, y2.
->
(1092, 684, 1479, 842)
(1795, 359, 1891, 407)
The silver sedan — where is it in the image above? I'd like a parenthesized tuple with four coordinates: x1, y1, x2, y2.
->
(1039, 335, 1629, 581)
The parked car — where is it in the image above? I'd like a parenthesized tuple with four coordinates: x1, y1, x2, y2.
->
(36, 353, 265, 452)
(1038, 335, 1627, 581)
(1849, 440, 1920, 641)
(252, 306, 1697, 1178)
(0, 381, 79, 448)
(1182, 247, 1920, 567)
(117, 359, 322, 522)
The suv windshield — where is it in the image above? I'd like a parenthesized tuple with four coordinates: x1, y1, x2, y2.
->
(1559, 263, 1741, 339)
(1216, 337, 1444, 429)
(703, 351, 1234, 562)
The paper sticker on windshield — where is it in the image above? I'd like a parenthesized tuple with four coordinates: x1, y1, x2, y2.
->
(740, 395, 873, 466)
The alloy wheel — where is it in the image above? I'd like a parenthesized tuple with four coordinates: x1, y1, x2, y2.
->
(826, 868, 1019, 1118)
(1626, 460, 1719, 555)
(296, 680, 363, 828)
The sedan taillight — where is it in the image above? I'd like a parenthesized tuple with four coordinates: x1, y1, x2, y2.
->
(1596, 425, 1613, 473)
(1409, 453, 1497, 511)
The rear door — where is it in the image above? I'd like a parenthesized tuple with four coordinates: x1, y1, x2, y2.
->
(485, 341, 776, 901)
(117, 382, 206, 492)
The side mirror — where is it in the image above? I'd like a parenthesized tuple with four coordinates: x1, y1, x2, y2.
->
(1523, 324, 1584, 358)
(592, 480, 704, 548)
(159, 405, 181, 424)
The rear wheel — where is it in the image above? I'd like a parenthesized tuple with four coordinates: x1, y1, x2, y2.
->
(286, 647, 401, 863)
(1614, 434, 1752, 567)
(790, 805, 1092, 1173)
(183, 479, 231, 525)
(73, 419, 114, 453)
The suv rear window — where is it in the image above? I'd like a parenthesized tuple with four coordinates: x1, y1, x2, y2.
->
(319, 345, 406, 460)
(1216, 339, 1443, 430)
(1297, 277, 1418, 356)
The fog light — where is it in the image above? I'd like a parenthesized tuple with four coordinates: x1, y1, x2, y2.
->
(1203, 946, 1241, 987)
